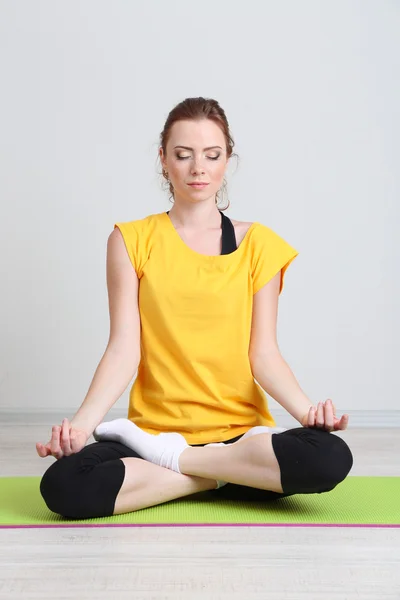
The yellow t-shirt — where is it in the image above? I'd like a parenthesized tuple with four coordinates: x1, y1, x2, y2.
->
(115, 211, 299, 444)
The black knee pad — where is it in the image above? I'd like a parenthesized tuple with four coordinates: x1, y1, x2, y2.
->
(40, 443, 131, 519)
(322, 432, 353, 487)
(39, 453, 94, 518)
(39, 457, 72, 515)
(271, 427, 353, 495)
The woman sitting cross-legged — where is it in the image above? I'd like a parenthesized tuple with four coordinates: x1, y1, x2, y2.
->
(37, 97, 353, 520)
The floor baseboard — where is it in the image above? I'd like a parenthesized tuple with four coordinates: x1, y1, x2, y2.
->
(1, 408, 399, 428)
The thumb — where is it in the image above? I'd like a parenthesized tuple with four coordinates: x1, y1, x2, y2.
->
(36, 442, 51, 457)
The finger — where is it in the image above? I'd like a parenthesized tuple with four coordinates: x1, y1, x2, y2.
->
(51, 425, 63, 459)
(61, 419, 72, 456)
(333, 413, 349, 431)
(324, 400, 335, 431)
(36, 441, 51, 457)
(36, 442, 46, 457)
(316, 402, 325, 428)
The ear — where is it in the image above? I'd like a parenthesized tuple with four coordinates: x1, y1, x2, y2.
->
(159, 148, 165, 169)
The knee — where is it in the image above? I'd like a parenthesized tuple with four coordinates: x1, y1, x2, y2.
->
(272, 427, 353, 495)
(40, 452, 126, 520)
(313, 430, 354, 491)
(40, 456, 85, 519)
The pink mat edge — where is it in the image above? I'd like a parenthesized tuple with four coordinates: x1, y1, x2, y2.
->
(1, 523, 399, 529)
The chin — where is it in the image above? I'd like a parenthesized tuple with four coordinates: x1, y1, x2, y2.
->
(187, 188, 215, 199)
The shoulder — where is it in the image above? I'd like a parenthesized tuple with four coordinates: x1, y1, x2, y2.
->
(111, 215, 155, 276)
(231, 219, 256, 246)
(115, 214, 153, 228)
(233, 219, 298, 257)
(234, 220, 289, 244)
(113, 215, 154, 237)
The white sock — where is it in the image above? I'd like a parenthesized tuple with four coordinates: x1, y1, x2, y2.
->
(93, 419, 189, 473)
(240, 425, 288, 439)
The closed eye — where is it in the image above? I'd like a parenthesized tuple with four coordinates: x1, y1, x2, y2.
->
(176, 156, 220, 161)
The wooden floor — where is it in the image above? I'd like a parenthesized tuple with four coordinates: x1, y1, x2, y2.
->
(1, 421, 400, 599)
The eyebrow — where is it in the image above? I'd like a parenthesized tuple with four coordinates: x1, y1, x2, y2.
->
(173, 145, 223, 151)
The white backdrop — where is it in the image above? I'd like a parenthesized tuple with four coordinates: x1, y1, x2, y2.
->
(0, 1, 399, 427)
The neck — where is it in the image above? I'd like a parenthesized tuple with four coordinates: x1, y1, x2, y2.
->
(168, 202, 221, 230)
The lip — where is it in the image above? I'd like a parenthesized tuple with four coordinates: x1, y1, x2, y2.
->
(188, 183, 209, 187)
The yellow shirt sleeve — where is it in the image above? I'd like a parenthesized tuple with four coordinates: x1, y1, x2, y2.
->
(251, 223, 299, 294)
(114, 220, 146, 278)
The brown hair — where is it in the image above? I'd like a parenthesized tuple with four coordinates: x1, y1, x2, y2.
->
(158, 97, 239, 211)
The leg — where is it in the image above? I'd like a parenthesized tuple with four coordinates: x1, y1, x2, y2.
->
(91, 422, 353, 499)
(179, 427, 354, 496)
(114, 457, 216, 515)
(113, 429, 290, 513)
(40, 440, 217, 519)
(180, 432, 284, 492)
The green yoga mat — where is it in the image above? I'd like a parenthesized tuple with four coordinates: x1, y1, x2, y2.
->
(0, 476, 399, 528)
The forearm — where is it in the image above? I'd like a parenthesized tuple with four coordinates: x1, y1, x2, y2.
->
(70, 345, 139, 436)
(251, 352, 313, 424)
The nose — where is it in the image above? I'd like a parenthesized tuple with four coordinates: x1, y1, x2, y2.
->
(191, 157, 206, 175)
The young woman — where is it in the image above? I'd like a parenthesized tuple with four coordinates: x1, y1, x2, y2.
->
(37, 97, 353, 519)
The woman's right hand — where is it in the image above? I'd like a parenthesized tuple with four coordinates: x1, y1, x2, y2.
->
(36, 418, 90, 459)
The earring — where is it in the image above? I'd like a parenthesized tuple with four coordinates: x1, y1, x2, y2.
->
(216, 178, 230, 210)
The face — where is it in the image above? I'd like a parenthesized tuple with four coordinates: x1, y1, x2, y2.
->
(160, 119, 228, 206)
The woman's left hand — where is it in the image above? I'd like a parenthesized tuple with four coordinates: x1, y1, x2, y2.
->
(300, 399, 349, 432)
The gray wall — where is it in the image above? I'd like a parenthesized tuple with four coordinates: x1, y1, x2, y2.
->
(0, 1, 398, 426)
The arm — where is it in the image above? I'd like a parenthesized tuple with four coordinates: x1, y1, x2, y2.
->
(251, 352, 313, 425)
(69, 348, 139, 437)
(249, 270, 349, 431)
(249, 271, 313, 425)
(70, 227, 141, 436)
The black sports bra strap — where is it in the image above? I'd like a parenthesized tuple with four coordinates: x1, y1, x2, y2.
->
(219, 210, 237, 254)
(166, 210, 237, 254)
